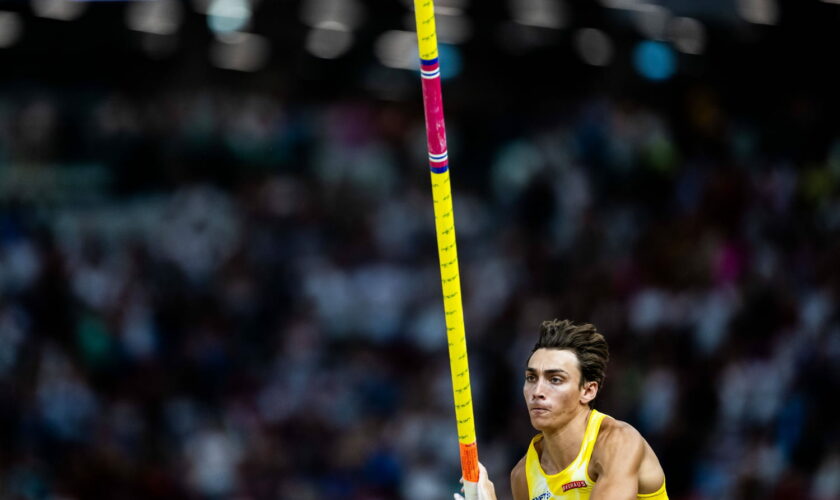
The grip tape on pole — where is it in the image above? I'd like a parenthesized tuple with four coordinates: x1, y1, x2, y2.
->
(460, 442, 479, 482)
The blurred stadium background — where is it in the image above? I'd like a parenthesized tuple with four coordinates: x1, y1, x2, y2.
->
(1, 0, 840, 498)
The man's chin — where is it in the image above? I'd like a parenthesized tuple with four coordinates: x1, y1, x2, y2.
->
(529, 417, 551, 431)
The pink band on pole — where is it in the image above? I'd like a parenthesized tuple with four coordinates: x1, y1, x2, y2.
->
(420, 64, 447, 158)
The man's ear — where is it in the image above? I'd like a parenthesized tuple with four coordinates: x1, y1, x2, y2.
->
(580, 380, 599, 405)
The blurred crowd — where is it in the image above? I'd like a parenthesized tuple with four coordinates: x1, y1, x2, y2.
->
(1, 84, 839, 500)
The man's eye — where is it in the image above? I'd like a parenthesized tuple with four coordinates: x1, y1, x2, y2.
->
(551, 377, 563, 384)
(525, 375, 536, 382)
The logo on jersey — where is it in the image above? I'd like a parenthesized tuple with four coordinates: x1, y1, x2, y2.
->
(531, 492, 551, 500)
(562, 481, 587, 492)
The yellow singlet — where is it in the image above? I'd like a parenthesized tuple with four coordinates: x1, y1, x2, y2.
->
(524, 410, 668, 500)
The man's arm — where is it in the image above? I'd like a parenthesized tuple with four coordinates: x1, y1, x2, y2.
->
(510, 456, 528, 500)
(589, 423, 645, 500)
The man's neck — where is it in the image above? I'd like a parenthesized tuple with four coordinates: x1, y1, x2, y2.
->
(539, 407, 592, 474)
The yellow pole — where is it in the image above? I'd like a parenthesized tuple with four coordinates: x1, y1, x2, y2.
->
(413, 2, 479, 498)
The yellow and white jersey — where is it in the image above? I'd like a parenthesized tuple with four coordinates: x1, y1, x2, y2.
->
(525, 410, 668, 500)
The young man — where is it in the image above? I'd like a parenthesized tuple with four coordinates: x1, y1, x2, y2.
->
(463, 319, 668, 500)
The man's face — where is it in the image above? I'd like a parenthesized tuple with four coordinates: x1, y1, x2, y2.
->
(523, 348, 594, 431)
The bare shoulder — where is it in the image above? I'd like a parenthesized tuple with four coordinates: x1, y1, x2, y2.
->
(510, 455, 529, 500)
(511, 455, 526, 478)
(596, 416, 645, 452)
(593, 416, 666, 494)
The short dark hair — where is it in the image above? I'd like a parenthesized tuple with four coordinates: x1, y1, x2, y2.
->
(530, 319, 609, 391)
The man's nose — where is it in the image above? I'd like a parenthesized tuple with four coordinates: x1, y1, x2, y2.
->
(530, 379, 546, 399)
